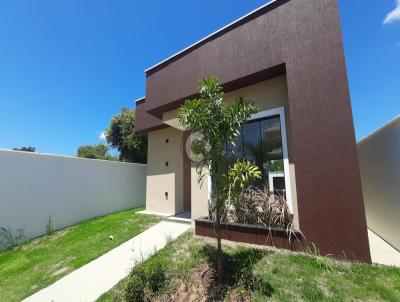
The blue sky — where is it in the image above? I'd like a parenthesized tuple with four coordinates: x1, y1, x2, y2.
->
(0, 0, 399, 156)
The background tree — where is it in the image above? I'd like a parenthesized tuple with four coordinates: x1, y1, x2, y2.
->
(105, 107, 147, 164)
(178, 76, 258, 284)
(13, 146, 35, 152)
(77, 144, 117, 161)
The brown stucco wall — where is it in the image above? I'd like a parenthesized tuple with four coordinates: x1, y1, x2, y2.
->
(138, 0, 370, 261)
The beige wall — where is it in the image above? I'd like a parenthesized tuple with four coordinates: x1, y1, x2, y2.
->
(190, 162, 209, 220)
(224, 75, 288, 110)
(146, 127, 184, 215)
(0, 149, 146, 240)
(224, 76, 294, 159)
(358, 116, 400, 250)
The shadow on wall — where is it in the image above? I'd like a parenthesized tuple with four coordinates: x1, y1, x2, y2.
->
(0, 149, 147, 242)
(358, 116, 400, 251)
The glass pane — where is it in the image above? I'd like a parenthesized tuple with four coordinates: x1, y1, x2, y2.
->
(243, 121, 264, 186)
(221, 114, 287, 198)
(261, 116, 286, 197)
(226, 127, 243, 168)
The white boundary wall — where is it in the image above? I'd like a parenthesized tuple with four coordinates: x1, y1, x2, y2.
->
(358, 116, 400, 251)
(0, 149, 146, 240)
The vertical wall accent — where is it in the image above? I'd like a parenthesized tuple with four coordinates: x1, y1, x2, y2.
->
(190, 163, 209, 220)
(146, 127, 184, 215)
(182, 131, 192, 212)
(0, 149, 146, 240)
(284, 0, 370, 262)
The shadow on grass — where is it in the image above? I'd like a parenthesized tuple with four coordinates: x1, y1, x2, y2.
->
(199, 245, 274, 301)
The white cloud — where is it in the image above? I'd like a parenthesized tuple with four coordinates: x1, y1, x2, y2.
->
(384, 0, 400, 24)
(99, 131, 106, 140)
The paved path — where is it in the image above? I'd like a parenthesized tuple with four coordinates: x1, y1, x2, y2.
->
(23, 221, 191, 302)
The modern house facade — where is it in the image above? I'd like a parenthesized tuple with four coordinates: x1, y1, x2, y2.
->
(136, 0, 371, 262)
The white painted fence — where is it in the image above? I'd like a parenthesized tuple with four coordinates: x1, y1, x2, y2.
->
(0, 149, 146, 240)
(358, 116, 400, 251)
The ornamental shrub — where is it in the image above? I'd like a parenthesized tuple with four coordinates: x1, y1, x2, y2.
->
(147, 262, 166, 293)
(124, 274, 145, 302)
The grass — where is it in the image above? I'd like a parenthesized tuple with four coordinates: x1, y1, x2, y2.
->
(96, 231, 205, 302)
(0, 207, 159, 302)
(98, 232, 400, 302)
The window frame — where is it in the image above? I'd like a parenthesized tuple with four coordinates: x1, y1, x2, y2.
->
(207, 106, 294, 213)
(249, 107, 293, 212)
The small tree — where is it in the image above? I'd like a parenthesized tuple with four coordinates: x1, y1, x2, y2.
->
(77, 144, 117, 161)
(105, 107, 147, 164)
(178, 76, 258, 283)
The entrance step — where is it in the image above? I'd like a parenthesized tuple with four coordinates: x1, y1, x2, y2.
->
(138, 210, 191, 224)
(163, 212, 191, 224)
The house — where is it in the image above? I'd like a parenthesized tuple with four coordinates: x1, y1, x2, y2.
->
(136, 0, 371, 262)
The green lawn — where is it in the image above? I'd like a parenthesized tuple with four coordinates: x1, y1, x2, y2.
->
(98, 232, 400, 302)
(0, 208, 159, 302)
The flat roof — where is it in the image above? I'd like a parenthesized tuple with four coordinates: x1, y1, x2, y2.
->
(135, 96, 146, 105)
(145, 0, 281, 74)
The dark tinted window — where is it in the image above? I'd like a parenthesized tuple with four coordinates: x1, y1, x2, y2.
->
(225, 115, 286, 196)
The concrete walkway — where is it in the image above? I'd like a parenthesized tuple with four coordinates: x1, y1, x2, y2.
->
(23, 221, 191, 302)
(368, 229, 400, 267)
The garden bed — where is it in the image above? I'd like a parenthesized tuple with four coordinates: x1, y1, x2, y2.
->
(98, 232, 400, 302)
(195, 217, 304, 251)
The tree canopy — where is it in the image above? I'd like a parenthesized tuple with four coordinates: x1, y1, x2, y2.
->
(105, 107, 147, 164)
(13, 146, 36, 152)
(77, 144, 117, 161)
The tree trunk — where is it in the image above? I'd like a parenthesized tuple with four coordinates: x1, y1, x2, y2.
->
(216, 204, 223, 285)
(212, 162, 223, 285)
